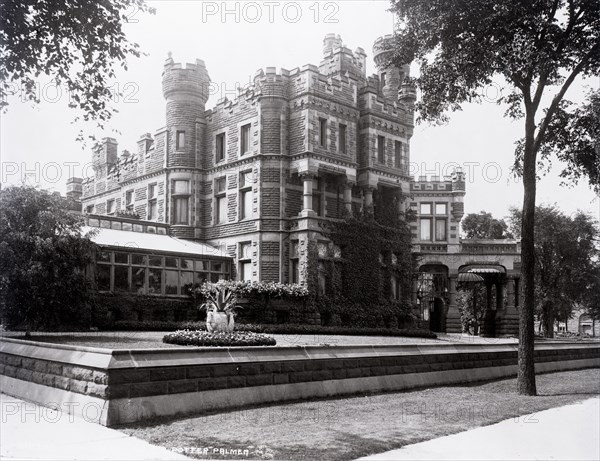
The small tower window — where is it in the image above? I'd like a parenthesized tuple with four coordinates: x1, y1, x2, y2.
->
(377, 135, 385, 163)
(395, 141, 402, 168)
(216, 133, 225, 162)
(339, 124, 347, 154)
(240, 124, 251, 155)
(381, 72, 386, 90)
(176, 131, 185, 150)
(319, 118, 327, 147)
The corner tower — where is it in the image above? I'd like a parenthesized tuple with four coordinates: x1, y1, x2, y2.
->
(372, 35, 411, 102)
(162, 54, 210, 168)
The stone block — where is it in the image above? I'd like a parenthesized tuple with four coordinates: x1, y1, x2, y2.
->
(70, 380, 89, 395)
(15, 368, 33, 382)
(281, 361, 304, 373)
(273, 373, 289, 384)
(108, 384, 130, 399)
(129, 381, 169, 398)
(227, 376, 247, 389)
(289, 371, 313, 383)
(5, 355, 22, 367)
(332, 368, 347, 379)
(259, 362, 282, 374)
(87, 382, 109, 399)
(312, 370, 333, 381)
(186, 366, 213, 379)
(65, 366, 94, 382)
(245, 374, 273, 387)
(46, 362, 63, 376)
(168, 380, 198, 394)
(212, 365, 238, 378)
(54, 376, 71, 391)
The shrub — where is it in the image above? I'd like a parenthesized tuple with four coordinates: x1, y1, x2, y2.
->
(100, 320, 205, 331)
(100, 321, 435, 338)
(234, 323, 437, 339)
(163, 330, 276, 347)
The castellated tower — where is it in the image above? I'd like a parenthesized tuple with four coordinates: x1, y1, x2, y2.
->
(162, 54, 211, 168)
(451, 167, 466, 221)
(372, 35, 411, 101)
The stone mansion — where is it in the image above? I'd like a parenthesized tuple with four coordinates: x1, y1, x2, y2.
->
(66, 34, 521, 336)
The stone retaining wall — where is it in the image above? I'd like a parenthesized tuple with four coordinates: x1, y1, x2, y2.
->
(1, 338, 598, 426)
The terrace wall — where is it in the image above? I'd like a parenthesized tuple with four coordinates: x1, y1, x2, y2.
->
(1, 338, 598, 426)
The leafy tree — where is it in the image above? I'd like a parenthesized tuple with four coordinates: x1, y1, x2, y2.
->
(462, 211, 512, 239)
(509, 205, 600, 337)
(0, 0, 155, 130)
(389, 0, 600, 395)
(0, 186, 97, 334)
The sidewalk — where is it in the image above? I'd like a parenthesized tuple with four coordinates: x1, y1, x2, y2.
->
(2, 392, 598, 461)
(0, 393, 191, 461)
(357, 397, 600, 461)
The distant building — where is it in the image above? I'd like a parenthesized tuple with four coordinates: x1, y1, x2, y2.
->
(67, 34, 521, 335)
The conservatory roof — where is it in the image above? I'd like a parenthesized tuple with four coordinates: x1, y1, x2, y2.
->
(82, 226, 229, 259)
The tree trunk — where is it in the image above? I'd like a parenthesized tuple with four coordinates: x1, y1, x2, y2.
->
(544, 315, 554, 338)
(517, 118, 538, 396)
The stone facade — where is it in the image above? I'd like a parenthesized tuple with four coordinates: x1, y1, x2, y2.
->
(67, 34, 522, 336)
(71, 34, 422, 286)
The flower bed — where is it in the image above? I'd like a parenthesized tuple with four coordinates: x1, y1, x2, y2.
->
(163, 330, 276, 347)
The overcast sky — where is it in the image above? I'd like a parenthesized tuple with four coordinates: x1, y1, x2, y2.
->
(1, 0, 598, 222)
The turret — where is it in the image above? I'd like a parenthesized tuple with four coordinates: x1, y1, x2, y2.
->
(451, 167, 466, 221)
(162, 53, 211, 168)
(319, 34, 366, 79)
(372, 35, 411, 101)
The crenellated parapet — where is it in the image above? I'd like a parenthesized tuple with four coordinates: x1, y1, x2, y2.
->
(319, 34, 367, 80)
(372, 35, 411, 102)
(162, 54, 210, 105)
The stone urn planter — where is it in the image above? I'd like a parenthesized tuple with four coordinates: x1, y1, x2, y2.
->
(206, 311, 235, 332)
(201, 283, 239, 333)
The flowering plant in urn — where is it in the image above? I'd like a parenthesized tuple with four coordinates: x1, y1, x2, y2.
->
(200, 283, 239, 332)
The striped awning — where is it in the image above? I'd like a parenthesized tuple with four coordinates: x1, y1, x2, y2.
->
(468, 268, 502, 273)
(461, 264, 506, 274)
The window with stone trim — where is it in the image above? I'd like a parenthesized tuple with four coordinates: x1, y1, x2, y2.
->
(319, 118, 327, 147)
(215, 177, 227, 224)
(239, 170, 253, 220)
(125, 190, 134, 211)
(435, 219, 447, 241)
(420, 203, 432, 215)
(240, 123, 251, 155)
(107, 199, 116, 215)
(147, 183, 157, 221)
(435, 203, 448, 215)
(394, 141, 402, 169)
(215, 132, 225, 163)
(239, 241, 252, 281)
(172, 180, 190, 225)
(86, 204, 94, 214)
(420, 218, 432, 241)
(176, 131, 185, 150)
(339, 123, 347, 154)
(377, 135, 385, 163)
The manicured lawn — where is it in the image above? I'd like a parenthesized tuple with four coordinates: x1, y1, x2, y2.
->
(2, 331, 520, 349)
(118, 368, 600, 461)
